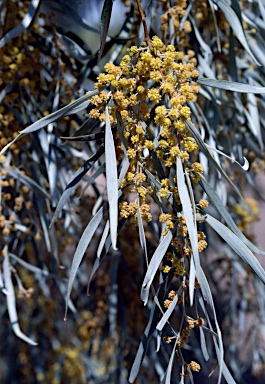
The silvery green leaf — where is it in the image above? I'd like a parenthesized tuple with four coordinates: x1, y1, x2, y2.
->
(0, 267, 8, 295)
(177, 157, 198, 305)
(129, 294, 160, 383)
(3, 248, 37, 345)
(118, 155, 129, 188)
(185, 119, 243, 199)
(141, 231, 173, 306)
(199, 176, 265, 254)
(198, 273, 224, 384)
(156, 286, 182, 331)
(0, 0, 40, 48)
(0, 90, 99, 156)
(5, 167, 50, 200)
(199, 326, 210, 361)
(162, 339, 178, 384)
(213, 0, 259, 64)
(81, 162, 106, 198)
(97, 220, 110, 258)
(198, 78, 265, 93)
(50, 146, 104, 227)
(137, 198, 148, 266)
(98, 0, 113, 59)
(206, 214, 265, 283)
(105, 107, 118, 250)
(246, 92, 263, 149)
(64, 206, 104, 319)
(9, 253, 50, 277)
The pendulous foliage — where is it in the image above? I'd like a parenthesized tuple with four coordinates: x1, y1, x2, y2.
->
(1, 0, 265, 383)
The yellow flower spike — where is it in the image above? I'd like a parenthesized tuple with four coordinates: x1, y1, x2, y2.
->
(180, 106, 191, 119)
(127, 148, 137, 158)
(144, 140, 155, 150)
(162, 265, 171, 273)
(192, 162, 204, 173)
(150, 71, 162, 82)
(169, 146, 180, 156)
(135, 173, 146, 183)
(159, 187, 169, 198)
(136, 125, 144, 134)
(148, 89, 161, 102)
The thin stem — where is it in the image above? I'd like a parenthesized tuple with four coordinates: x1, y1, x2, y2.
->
(135, 0, 150, 43)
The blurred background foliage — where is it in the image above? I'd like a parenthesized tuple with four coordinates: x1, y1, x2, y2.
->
(1, 0, 265, 383)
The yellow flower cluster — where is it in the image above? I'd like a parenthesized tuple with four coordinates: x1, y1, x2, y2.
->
(88, 36, 205, 230)
(189, 361, 201, 372)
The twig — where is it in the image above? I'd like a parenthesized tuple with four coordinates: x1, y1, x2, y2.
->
(135, 0, 150, 43)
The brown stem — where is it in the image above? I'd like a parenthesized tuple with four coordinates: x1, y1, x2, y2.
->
(135, 0, 151, 43)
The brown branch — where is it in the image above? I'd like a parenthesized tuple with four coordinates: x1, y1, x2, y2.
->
(135, 0, 150, 43)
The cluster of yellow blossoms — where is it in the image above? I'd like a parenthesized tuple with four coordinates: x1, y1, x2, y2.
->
(88, 36, 205, 220)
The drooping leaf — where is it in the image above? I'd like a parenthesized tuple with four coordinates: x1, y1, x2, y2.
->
(185, 119, 243, 199)
(98, 0, 113, 60)
(129, 287, 163, 383)
(212, 0, 259, 64)
(5, 167, 50, 200)
(137, 198, 148, 266)
(141, 231, 173, 306)
(199, 326, 210, 361)
(3, 248, 37, 345)
(81, 162, 106, 198)
(0, 90, 99, 156)
(196, 276, 224, 384)
(0, 0, 40, 48)
(97, 220, 110, 258)
(161, 339, 178, 384)
(199, 176, 265, 255)
(198, 77, 265, 93)
(205, 214, 265, 284)
(9, 253, 50, 277)
(64, 206, 105, 319)
(60, 132, 104, 142)
(176, 156, 199, 305)
(50, 146, 104, 227)
(118, 155, 129, 188)
(105, 107, 118, 250)
(156, 286, 182, 331)
(0, 267, 8, 295)
(246, 92, 263, 149)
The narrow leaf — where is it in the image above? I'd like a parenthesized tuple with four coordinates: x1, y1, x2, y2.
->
(206, 214, 265, 283)
(9, 253, 49, 277)
(5, 167, 50, 200)
(198, 77, 265, 93)
(137, 198, 148, 266)
(213, 0, 259, 64)
(163, 340, 178, 384)
(105, 107, 118, 250)
(0, 0, 40, 48)
(199, 326, 210, 361)
(199, 176, 265, 254)
(98, 0, 113, 60)
(65, 207, 104, 319)
(177, 157, 199, 305)
(185, 119, 243, 199)
(141, 231, 173, 306)
(97, 220, 110, 258)
(156, 286, 182, 331)
(3, 248, 37, 345)
(0, 90, 99, 156)
(50, 146, 104, 227)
